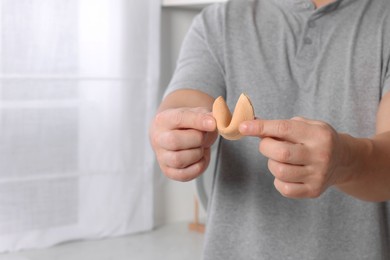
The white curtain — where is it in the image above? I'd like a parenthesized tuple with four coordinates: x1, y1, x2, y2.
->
(0, 0, 160, 252)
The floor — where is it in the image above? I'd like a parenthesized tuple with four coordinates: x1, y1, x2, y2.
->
(0, 223, 204, 260)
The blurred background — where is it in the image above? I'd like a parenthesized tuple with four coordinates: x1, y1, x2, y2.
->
(0, 0, 225, 259)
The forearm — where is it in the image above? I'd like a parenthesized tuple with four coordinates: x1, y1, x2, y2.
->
(158, 89, 215, 112)
(336, 132, 390, 202)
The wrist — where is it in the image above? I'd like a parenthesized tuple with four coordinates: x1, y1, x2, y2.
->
(335, 133, 374, 186)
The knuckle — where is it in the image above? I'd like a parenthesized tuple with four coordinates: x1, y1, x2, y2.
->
(193, 107, 210, 114)
(277, 164, 287, 177)
(269, 160, 284, 178)
(277, 121, 292, 136)
(274, 180, 291, 197)
(197, 147, 206, 159)
(163, 157, 207, 182)
(267, 159, 274, 172)
(315, 128, 335, 164)
(291, 116, 305, 121)
(173, 110, 185, 128)
(154, 111, 167, 126)
(169, 152, 184, 168)
(157, 158, 167, 172)
(277, 147, 291, 162)
(165, 131, 180, 150)
(180, 164, 202, 182)
(200, 157, 209, 170)
(165, 167, 187, 182)
(203, 148, 211, 163)
(256, 121, 265, 135)
(316, 124, 335, 145)
(150, 133, 164, 152)
(150, 131, 159, 148)
(193, 163, 204, 177)
(317, 121, 330, 129)
(161, 165, 175, 179)
(192, 158, 208, 179)
(259, 140, 266, 154)
(308, 186, 322, 199)
(280, 184, 293, 198)
(319, 128, 333, 143)
(176, 172, 192, 182)
(160, 166, 169, 177)
(319, 170, 331, 188)
(319, 150, 332, 164)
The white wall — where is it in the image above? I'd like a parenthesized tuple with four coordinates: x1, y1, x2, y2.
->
(154, 7, 207, 227)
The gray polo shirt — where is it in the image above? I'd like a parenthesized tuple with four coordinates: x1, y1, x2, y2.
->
(166, 0, 390, 259)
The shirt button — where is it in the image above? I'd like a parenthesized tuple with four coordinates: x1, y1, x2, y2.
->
(308, 20, 316, 28)
(303, 3, 312, 9)
(303, 37, 312, 45)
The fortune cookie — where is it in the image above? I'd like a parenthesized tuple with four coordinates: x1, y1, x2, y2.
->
(212, 93, 255, 140)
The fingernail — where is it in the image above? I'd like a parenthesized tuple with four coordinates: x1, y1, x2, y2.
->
(239, 122, 250, 133)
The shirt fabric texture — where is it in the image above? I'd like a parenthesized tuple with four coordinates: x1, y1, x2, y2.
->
(165, 0, 390, 259)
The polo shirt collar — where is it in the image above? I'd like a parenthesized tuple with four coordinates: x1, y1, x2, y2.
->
(272, 0, 343, 13)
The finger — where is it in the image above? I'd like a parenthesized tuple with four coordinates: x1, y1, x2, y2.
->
(274, 179, 307, 198)
(163, 151, 210, 182)
(159, 129, 205, 151)
(163, 148, 204, 169)
(158, 109, 216, 131)
(268, 159, 308, 183)
(239, 119, 313, 143)
(274, 179, 323, 199)
(203, 130, 219, 148)
(291, 116, 325, 126)
(260, 137, 308, 165)
(290, 116, 310, 122)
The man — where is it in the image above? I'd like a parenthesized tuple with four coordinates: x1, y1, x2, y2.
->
(150, 0, 390, 258)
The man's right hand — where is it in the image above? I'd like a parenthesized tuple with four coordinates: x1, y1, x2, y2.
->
(150, 107, 218, 182)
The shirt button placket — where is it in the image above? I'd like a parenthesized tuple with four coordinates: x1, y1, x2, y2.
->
(303, 2, 311, 9)
(308, 20, 316, 28)
(303, 37, 313, 45)
(303, 19, 316, 45)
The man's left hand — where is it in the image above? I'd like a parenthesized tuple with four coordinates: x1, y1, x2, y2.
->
(239, 117, 350, 199)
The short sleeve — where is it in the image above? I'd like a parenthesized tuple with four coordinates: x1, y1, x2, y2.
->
(383, 76, 390, 98)
(382, 52, 390, 97)
(164, 4, 226, 99)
